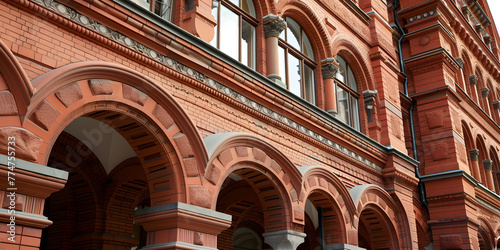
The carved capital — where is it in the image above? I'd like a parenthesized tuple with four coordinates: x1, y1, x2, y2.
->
(484, 35, 492, 44)
(475, 24, 483, 33)
(480, 87, 489, 98)
(362, 90, 378, 110)
(461, 5, 470, 16)
(469, 74, 478, 85)
(263, 14, 286, 38)
(469, 149, 479, 160)
(321, 58, 339, 79)
(454, 57, 464, 69)
(492, 100, 500, 110)
(483, 159, 492, 170)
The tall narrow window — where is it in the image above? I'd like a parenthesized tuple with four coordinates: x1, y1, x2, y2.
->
(132, 0, 173, 20)
(336, 56, 360, 130)
(278, 17, 316, 104)
(211, 0, 257, 69)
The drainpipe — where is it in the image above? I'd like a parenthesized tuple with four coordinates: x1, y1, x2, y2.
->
(393, 0, 433, 244)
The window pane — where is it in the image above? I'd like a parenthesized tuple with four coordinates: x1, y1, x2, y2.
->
(337, 56, 347, 83)
(350, 96, 360, 130)
(228, 0, 239, 7)
(279, 46, 287, 85)
(288, 53, 301, 97)
(241, 20, 255, 69)
(336, 85, 349, 124)
(304, 64, 315, 104)
(348, 66, 357, 92)
(241, 0, 256, 17)
(154, 0, 172, 20)
(285, 18, 301, 51)
(220, 6, 239, 61)
(210, 4, 218, 47)
(302, 31, 314, 60)
(132, 0, 150, 10)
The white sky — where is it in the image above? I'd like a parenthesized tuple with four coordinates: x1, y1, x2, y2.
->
(487, 0, 500, 36)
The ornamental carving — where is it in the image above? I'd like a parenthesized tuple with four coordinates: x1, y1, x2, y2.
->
(263, 14, 286, 38)
(483, 159, 492, 170)
(480, 87, 489, 98)
(454, 57, 464, 69)
(493, 100, 500, 110)
(469, 149, 479, 160)
(362, 90, 377, 110)
(321, 58, 339, 79)
(469, 74, 478, 85)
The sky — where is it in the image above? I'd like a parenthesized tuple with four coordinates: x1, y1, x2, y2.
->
(488, 0, 500, 36)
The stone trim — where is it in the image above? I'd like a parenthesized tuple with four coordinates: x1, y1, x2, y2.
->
(31, 0, 388, 171)
(263, 230, 306, 250)
(263, 14, 286, 38)
(135, 202, 231, 221)
(483, 159, 492, 170)
(406, 9, 438, 24)
(480, 87, 489, 98)
(362, 90, 377, 110)
(469, 149, 479, 160)
(141, 241, 217, 250)
(493, 100, 500, 110)
(469, 74, 478, 85)
(321, 58, 339, 79)
(0, 154, 68, 180)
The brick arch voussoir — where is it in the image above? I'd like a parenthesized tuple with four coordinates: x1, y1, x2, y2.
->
(201, 132, 303, 226)
(301, 167, 357, 231)
(0, 38, 33, 115)
(26, 62, 207, 183)
(478, 216, 495, 247)
(332, 37, 374, 91)
(350, 185, 400, 235)
(278, 2, 332, 60)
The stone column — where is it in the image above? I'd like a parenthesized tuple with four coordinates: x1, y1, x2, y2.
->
(483, 159, 495, 190)
(135, 202, 232, 249)
(321, 58, 339, 115)
(263, 14, 286, 85)
(469, 149, 482, 182)
(262, 229, 306, 250)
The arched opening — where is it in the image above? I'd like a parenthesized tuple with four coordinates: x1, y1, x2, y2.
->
(358, 205, 398, 250)
(297, 191, 345, 249)
(216, 167, 282, 249)
(478, 227, 493, 250)
(41, 109, 177, 249)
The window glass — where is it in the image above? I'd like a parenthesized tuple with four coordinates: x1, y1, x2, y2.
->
(241, 20, 255, 68)
(336, 55, 360, 130)
(220, 6, 240, 61)
(279, 17, 316, 104)
(132, 0, 172, 21)
(288, 54, 302, 97)
(212, 0, 257, 69)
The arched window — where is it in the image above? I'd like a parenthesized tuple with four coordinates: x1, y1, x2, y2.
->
(336, 56, 360, 130)
(132, 0, 173, 20)
(278, 17, 316, 104)
(211, 0, 257, 69)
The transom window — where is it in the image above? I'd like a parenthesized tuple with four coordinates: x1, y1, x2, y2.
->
(336, 56, 360, 130)
(278, 17, 316, 104)
(211, 0, 257, 69)
(132, 0, 172, 20)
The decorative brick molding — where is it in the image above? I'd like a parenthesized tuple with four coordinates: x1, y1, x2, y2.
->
(28, 0, 383, 172)
(454, 57, 464, 69)
(406, 9, 437, 23)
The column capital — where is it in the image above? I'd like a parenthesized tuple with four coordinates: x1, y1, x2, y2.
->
(321, 58, 339, 79)
(263, 14, 286, 38)
(480, 87, 489, 98)
(454, 57, 464, 69)
(363, 90, 378, 110)
(469, 74, 478, 85)
(263, 229, 306, 250)
(483, 159, 492, 170)
(493, 100, 500, 110)
(469, 149, 479, 160)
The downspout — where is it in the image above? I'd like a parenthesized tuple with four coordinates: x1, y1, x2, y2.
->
(393, 0, 433, 244)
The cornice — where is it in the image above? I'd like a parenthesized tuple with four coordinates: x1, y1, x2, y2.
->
(9, 0, 422, 174)
(404, 47, 462, 73)
(381, 167, 419, 187)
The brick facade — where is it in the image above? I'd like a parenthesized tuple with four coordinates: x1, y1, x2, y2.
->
(0, 0, 499, 249)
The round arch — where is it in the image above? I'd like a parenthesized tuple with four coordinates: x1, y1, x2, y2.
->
(0, 38, 33, 115)
(203, 132, 303, 230)
(27, 61, 208, 176)
(350, 184, 402, 249)
(299, 166, 358, 246)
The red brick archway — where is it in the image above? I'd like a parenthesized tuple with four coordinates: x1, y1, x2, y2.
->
(350, 184, 401, 249)
(202, 132, 303, 232)
(299, 166, 357, 247)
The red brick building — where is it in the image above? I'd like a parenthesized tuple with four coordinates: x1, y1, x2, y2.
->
(0, 0, 499, 248)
